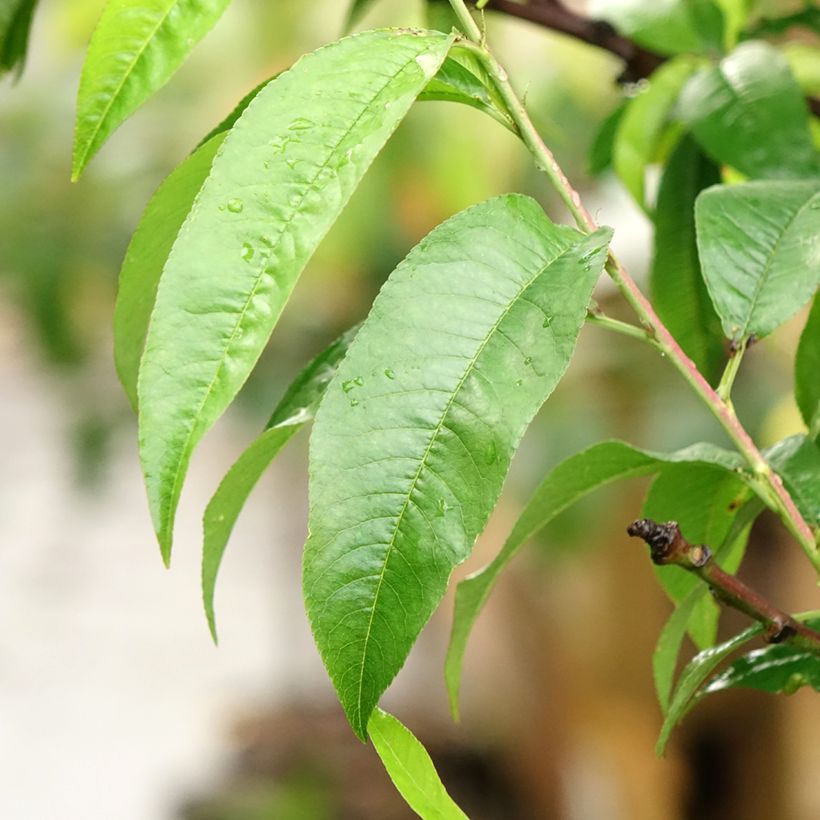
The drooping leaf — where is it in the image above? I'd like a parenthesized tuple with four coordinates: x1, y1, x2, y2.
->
(643, 464, 751, 649)
(588, 0, 723, 56)
(138, 29, 455, 563)
(796, 298, 820, 437)
(202, 326, 358, 642)
(613, 57, 696, 208)
(588, 101, 627, 176)
(703, 622, 820, 696)
(695, 180, 820, 342)
(419, 56, 514, 131)
(652, 495, 763, 712)
(765, 435, 820, 529)
(657, 622, 762, 754)
(650, 135, 724, 382)
(445, 439, 748, 717)
(368, 709, 468, 820)
(304, 195, 612, 738)
(114, 133, 225, 410)
(72, 0, 233, 179)
(0, 0, 38, 77)
(679, 41, 820, 180)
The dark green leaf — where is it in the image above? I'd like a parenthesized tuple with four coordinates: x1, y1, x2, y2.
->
(765, 435, 820, 528)
(657, 623, 762, 754)
(138, 29, 455, 563)
(613, 57, 697, 207)
(695, 180, 820, 342)
(425, 0, 459, 34)
(643, 464, 751, 649)
(588, 101, 627, 176)
(796, 298, 820, 437)
(704, 625, 820, 696)
(73, 0, 233, 179)
(0, 0, 38, 77)
(202, 327, 357, 642)
(679, 41, 820, 180)
(651, 135, 724, 382)
(368, 709, 468, 819)
(588, 0, 723, 56)
(114, 133, 225, 410)
(445, 439, 747, 717)
(304, 195, 612, 738)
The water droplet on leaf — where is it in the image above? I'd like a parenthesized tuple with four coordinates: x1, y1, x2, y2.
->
(227, 198, 243, 213)
(384, 369, 395, 380)
(240, 243, 254, 262)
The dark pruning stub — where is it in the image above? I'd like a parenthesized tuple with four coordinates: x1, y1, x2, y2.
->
(628, 519, 820, 653)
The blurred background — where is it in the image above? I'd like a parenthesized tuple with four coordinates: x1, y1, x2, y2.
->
(1, 0, 818, 817)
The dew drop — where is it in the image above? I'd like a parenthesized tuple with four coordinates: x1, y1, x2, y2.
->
(240, 242, 254, 262)
(524, 356, 533, 365)
(485, 441, 497, 464)
(514, 379, 523, 387)
(354, 376, 364, 386)
(288, 117, 313, 132)
(542, 315, 553, 328)
(350, 399, 359, 407)
(227, 198, 244, 213)
(342, 379, 356, 393)
(384, 368, 395, 380)
(436, 498, 448, 517)
(260, 235, 274, 248)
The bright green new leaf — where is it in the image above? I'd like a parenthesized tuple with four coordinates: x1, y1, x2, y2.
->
(679, 41, 820, 180)
(713, 0, 751, 49)
(695, 180, 820, 342)
(657, 623, 762, 754)
(651, 135, 724, 382)
(368, 709, 468, 820)
(202, 326, 357, 642)
(703, 621, 820, 696)
(643, 464, 751, 649)
(588, 0, 723, 56)
(613, 57, 697, 208)
(72, 0, 233, 179)
(304, 195, 612, 738)
(796, 298, 820, 437)
(765, 435, 820, 528)
(114, 133, 225, 410)
(445, 439, 747, 717)
(0, 0, 38, 76)
(138, 29, 455, 563)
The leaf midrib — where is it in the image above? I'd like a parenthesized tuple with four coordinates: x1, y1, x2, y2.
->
(353, 233, 579, 730)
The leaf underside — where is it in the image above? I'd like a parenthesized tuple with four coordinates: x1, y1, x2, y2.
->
(304, 194, 612, 738)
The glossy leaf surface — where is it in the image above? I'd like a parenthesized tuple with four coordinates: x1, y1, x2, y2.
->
(73, 0, 232, 179)
(651, 135, 724, 382)
(114, 133, 225, 410)
(765, 435, 820, 529)
(138, 29, 454, 563)
(613, 57, 696, 207)
(695, 180, 820, 341)
(796, 298, 820, 436)
(202, 327, 357, 641)
(679, 41, 820, 180)
(368, 709, 468, 819)
(304, 195, 612, 737)
(445, 439, 747, 716)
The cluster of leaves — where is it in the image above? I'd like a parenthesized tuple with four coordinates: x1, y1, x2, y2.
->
(5, 0, 819, 815)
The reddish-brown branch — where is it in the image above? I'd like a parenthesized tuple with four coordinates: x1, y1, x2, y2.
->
(628, 519, 820, 653)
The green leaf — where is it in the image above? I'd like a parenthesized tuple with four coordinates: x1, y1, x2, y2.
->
(588, 101, 627, 176)
(782, 43, 820, 97)
(713, 0, 751, 49)
(368, 709, 468, 820)
(202, 326, 357, 642)
(796, 298, 820, 437)
(765, 435, 820, 528)
(650, 135, 724, 382)
(72, 0, 233, 180)
(445, 439, 746, 717)
(657, 622, 762, 754)
(695, 180, 820, 342)
(613, 57, 697, 208)
(304, 195, 612, 738)
(652, 495, 762, 712)
(138, 29, 454, 563)
(114, 133, 225, 410)
(679, 41, 820, 180)
(588, 0, 723, 56)
(419, 56, 514, 131)
(0, 0, 38, 77)
(643, 464, 750, 648)
(703, 621, 820, 696)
